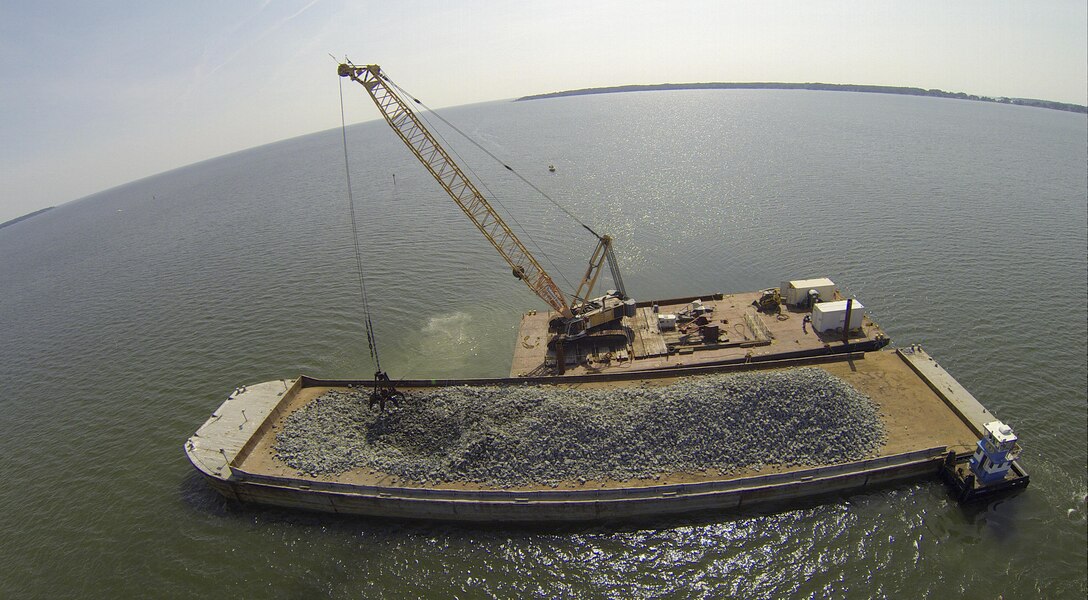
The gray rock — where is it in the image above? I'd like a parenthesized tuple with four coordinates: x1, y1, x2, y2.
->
(272, 368, 887, 487)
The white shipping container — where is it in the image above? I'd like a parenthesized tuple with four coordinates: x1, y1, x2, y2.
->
(782, 278, 836, 306)
(811, 300, 865, 332)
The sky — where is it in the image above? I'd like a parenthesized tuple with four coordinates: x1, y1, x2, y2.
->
(1, 0, 1086, 223)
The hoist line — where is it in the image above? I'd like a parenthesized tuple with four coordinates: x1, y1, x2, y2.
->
(381, 74, 605, 294)
(410, 103, 577, 293)
(385, 75, 601, 239)
(338, 77, 382, 373)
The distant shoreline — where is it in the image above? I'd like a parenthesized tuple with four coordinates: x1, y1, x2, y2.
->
(0, 206, 54, 230)
(516, 83, 1088, 114)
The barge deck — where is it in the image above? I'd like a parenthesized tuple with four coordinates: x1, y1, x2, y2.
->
(185, 347, 1021, 522)
(510, 290, 888, 377)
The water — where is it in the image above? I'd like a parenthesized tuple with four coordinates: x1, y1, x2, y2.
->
(1, 90, 1084, 598)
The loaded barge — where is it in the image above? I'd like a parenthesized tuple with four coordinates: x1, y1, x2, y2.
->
(186, 342, 1027, 522)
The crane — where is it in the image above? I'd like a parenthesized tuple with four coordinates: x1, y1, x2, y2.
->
(338, 62, 629, 340)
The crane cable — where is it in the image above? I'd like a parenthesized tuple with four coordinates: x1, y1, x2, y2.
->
(381, 75, 578, 292)
(408, 100, 575, 292)
(338, 77, 382, 373)
(382, 74, 604, 241)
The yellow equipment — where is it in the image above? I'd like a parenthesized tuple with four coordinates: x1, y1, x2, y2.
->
(338, 62, 627, 338)
(753, 288, 782, 313)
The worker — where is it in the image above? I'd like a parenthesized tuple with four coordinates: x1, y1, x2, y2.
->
(802, 314, 811, 334)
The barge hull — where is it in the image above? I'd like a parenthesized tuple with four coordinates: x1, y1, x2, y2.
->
(213, 448, 944, 522)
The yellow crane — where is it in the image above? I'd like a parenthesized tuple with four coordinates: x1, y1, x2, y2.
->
(338, 62, 629, 339)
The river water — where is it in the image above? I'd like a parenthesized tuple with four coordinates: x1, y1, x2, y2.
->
(1, 89, 1085, 598)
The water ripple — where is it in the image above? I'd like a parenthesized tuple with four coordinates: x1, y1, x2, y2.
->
(0, 91, 1084, 598)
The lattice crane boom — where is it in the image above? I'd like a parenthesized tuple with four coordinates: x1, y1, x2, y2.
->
(338, 62, 574, 319)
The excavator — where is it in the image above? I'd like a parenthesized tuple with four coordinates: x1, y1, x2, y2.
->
(338, 62, 632, 353)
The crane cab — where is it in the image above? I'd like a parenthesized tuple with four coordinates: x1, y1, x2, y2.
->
(560, 291, 633, 339)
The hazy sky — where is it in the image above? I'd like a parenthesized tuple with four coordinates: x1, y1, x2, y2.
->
(2, 0, 1085, 222)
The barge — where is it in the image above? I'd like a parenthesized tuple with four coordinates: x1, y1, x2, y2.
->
(185, 345, 1027, 522)
(183, 64, 1028, 521)
(511, 283, 888, 377)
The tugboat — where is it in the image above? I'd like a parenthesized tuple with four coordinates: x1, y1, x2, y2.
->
(942, 420, 1029, 501)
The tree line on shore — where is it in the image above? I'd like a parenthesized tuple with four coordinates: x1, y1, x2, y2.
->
(518, 82, 1087, 114)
